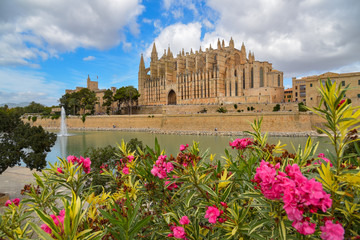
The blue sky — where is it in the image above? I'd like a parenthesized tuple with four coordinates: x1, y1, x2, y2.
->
(1, 0, 359, 106)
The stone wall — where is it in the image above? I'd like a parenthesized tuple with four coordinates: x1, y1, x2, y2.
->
(134, 102, 298, 115)
(27, 112, 325, 133)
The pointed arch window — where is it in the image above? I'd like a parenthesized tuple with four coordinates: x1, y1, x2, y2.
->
(251, 68, 254, 88)
(242, 69, 245, 89)
(260, 67, 264, 87)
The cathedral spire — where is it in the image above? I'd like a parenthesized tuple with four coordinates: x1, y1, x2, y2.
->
(151, 42, 158, 62)
(139, 54, 145, 71)
(199, 46, 202, 52)
(229, 37, 234, 48)
(222, 39, 225, 48)
(151, 42, 157, 54)
(217, 38, 221, 49)
(167, 45, 172, 57)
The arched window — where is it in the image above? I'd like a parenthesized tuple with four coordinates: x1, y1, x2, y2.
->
(225, 82, 227, 96)
(229, 82, 232, 97)
(251, 68, 254, 88)
(243, 69, 245, 89)
(235, 81, 238, 96)
(260, 67, 264, 87)
(234, 69, 237, 77)
(278, 75, 281, 86)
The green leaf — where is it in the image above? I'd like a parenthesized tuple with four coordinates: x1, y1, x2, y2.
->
(29, 222, 54, 240)
(198, 184, 218, 199)
(129, 216, 151, 237)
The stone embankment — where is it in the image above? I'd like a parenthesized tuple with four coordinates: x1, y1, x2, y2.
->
(42, 126, 318, 137)
(27, 112, 326, 136)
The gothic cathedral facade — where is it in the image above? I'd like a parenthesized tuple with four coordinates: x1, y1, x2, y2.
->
(138, 38, 284, 106)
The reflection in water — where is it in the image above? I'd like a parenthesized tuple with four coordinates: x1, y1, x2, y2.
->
(58, 135, 68, 159)
(46, 131, 335, 165)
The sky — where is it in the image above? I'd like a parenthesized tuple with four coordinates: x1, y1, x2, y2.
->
(0, 0, 359, 106)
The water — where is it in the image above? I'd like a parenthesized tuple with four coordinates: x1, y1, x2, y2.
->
(58, 107, 69, 137)
(46, 130, 335, 164)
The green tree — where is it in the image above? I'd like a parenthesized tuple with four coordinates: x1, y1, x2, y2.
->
(102, 89, 114, 114)
(59, 89, 97, 115)
(0, 109, 57, 174)
(113, 86, 140, 115)
(78, 88, 97, 114)
(24, 101, 45, 113)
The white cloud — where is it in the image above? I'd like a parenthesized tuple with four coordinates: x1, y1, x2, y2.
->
(203, 0, 360, 78)
(0, 0, 144, 67)
(145, 22, 202, 60)
(0, 68, 65, 106)
(83, 56, 96, 61)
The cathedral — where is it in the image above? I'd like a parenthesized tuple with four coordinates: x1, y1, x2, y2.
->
(138, 38, 284, 106)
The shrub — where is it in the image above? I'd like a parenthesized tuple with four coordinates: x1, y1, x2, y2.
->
(250, 106, 254, 111)
(1, 79, 359, 239)
(216, 107, 227, 113)
(199, 108, 207, 113)
(273, 104, 280, 112)
(81, 114, 86, 123)
(27, 116, 31, 121)
(233, 104, 238, 109)
(298, 102, 307, 112)
(31, 116, 37, 122)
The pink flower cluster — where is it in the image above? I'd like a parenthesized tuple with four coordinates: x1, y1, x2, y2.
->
(179, 144, 189, 152)
(168, 216, 190, 239)
(41, 209, 65, 235)
(253, 160, 332, 235)
(320, 220, 344, 240)
(67, 155, 91, 173)
(314, 153, 333, 167)
(5, 198, 20, 207)
(229, 138, 253, 150)
(99, 163, 108, 174)
(151, 155, 174, 179)
(204, 203, 227, 224)
(165, 175, 180, 190)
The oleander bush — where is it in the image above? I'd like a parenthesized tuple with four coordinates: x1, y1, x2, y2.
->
(1, 79, 360, 240)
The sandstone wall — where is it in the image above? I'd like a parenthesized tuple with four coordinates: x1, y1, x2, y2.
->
(134, 102, 298, 115)
(27, 112, 325, 133)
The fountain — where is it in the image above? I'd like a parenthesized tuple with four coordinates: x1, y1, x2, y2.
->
(58, 107, 69, 137)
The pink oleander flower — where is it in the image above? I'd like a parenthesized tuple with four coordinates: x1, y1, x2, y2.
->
(4, 200, 11, 207)
(205, 206, 220, 224)
(317, 153, 333, 167)
(151, 155, 174, 179)
(41, 224, 52, 234)
(320, 220, 344, 240)
(166, 162, 174, 172)
(5, 198, 20, 207)
(57, 167, 63, 174)
(43, 209, 65, 234)
(253, 160, 332, 233)
(336, 99, 346, 110)
(79, 156, 91, 173)
(179, 216, 190, 225)
(122, 166, 130, 175)
(179, 144, 189, 151)
(292, 220, 316, 235)
(229, 138, 253, 150)
(165, 180, 178, 190)
(67, 155, 78, 164)
(173, 226, 186, 239)
(127, 155, 134, 162)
